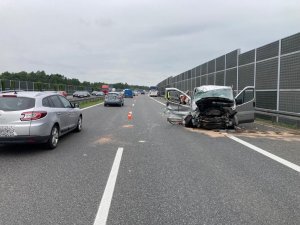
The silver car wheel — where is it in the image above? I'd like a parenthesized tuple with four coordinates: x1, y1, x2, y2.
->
(78, 117, 82, 131)
(75, 116, 83, 132)
(51, 126, 59, 147)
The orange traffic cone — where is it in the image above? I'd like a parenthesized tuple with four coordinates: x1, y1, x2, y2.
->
(128, 112, 133, 120)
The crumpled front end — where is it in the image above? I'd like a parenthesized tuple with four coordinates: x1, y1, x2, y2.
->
(185, 97, 237, 129)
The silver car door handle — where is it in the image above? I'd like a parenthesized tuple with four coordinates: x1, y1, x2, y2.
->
(57, 112, 62, 115)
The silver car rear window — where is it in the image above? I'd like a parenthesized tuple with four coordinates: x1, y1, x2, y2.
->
(0, 97, 35, 111)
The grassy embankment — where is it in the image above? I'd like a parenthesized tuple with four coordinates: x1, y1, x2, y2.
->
(255, 117, 300, 131)
(79, 98, 104, 109)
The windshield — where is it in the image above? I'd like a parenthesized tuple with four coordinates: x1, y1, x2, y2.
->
(194, 88, 234, 101)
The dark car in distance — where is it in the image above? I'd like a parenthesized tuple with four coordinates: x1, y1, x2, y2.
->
(73, 91, 90, 98)
(104, 92, 124, 107)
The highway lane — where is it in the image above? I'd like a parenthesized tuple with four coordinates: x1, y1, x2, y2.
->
(0, 95, 299, 224)
(0, 100, 132, 224)
(107, 96, 300, 225)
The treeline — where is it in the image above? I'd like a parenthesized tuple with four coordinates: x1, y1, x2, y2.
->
(112, 82, 149, 91)
(0, 71, 149, 91)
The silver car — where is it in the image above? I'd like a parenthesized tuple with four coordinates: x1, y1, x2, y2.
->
(104, 92, 124, 107)
(0, 91, 83, 149)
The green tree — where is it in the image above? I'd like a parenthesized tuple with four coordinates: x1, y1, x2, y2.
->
(1, 80, 5, 91)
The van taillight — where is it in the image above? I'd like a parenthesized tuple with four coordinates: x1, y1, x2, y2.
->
(20, 111, 47, 121)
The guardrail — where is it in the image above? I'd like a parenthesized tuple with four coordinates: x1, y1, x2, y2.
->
(255, 108, 300, 121)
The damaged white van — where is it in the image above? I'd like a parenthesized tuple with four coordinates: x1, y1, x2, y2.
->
(165, 85, 255, 129)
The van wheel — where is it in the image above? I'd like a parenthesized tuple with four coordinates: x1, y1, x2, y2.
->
(75, 116, 82, 132)
(46, 125, 59, 149)
(184, 115, 194, 128)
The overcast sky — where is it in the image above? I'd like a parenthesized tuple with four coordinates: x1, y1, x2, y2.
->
(0, 0, 299, 86)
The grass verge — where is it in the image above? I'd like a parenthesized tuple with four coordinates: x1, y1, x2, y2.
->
(79, 99, 104, 109)
(255, 117, 300, 131)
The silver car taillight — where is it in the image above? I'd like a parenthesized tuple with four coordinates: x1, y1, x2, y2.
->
(20, 111, 47, 121)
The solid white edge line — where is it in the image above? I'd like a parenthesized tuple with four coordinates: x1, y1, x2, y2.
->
(149, 97, 165, 106)
(226, 135, 300, 173)
(82, 102, 104, 111)
(93, 147, 124, 225)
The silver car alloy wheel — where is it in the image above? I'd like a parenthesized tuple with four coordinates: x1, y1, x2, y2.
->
(78, 117, 82, 131)
(51, 126, 59, 147)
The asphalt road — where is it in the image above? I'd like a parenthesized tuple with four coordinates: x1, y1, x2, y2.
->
(0, 95, 299, 225)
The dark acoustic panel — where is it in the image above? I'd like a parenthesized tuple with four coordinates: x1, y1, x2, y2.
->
(192, 77, 196, 90)
(226, 50, 238, 69)
(188, 70, 192, 79)
(256, 59, 278, 89)
(256, 91, 277, 110)
(215, 71, 225, 85)
(279, 91, 300, 113)
(196, 66, 201, 77)
(186, 80, 189, 91)
(201, 63, 208, 75)
(208, 60, 215, 73)
(207, 74, 215, 85)
(257, 41, 279, 61)
(196, 76, 201, 87)
(201, 75, 207, 85)
(238, 64, 254, 91)
(225, 68, 237, 90)
(192, 68, 196, 78)
(180, 73, 184, 81)
(281, 32, 300, 55)
(239, 49, 255, 66)
(187, 79, 191, 91)
(216, 55, 225, 71)
(280, 52, 300, 89)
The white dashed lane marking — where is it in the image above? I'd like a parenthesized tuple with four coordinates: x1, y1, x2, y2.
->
(93, 147, 124, 225)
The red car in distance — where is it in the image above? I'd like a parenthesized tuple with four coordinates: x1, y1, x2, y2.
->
(58, 91, 68, 97)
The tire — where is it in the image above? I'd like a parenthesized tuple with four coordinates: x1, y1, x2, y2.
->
(46, 125, 59, 150)
(75, 116, 82, 132)
(104, 103, 107, 107)
(184, 115, 194, 128)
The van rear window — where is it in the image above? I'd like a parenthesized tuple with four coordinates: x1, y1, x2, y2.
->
(0, 97, 35, 111)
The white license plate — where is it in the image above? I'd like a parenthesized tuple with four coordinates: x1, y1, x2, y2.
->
(0, 126, 16, 137)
